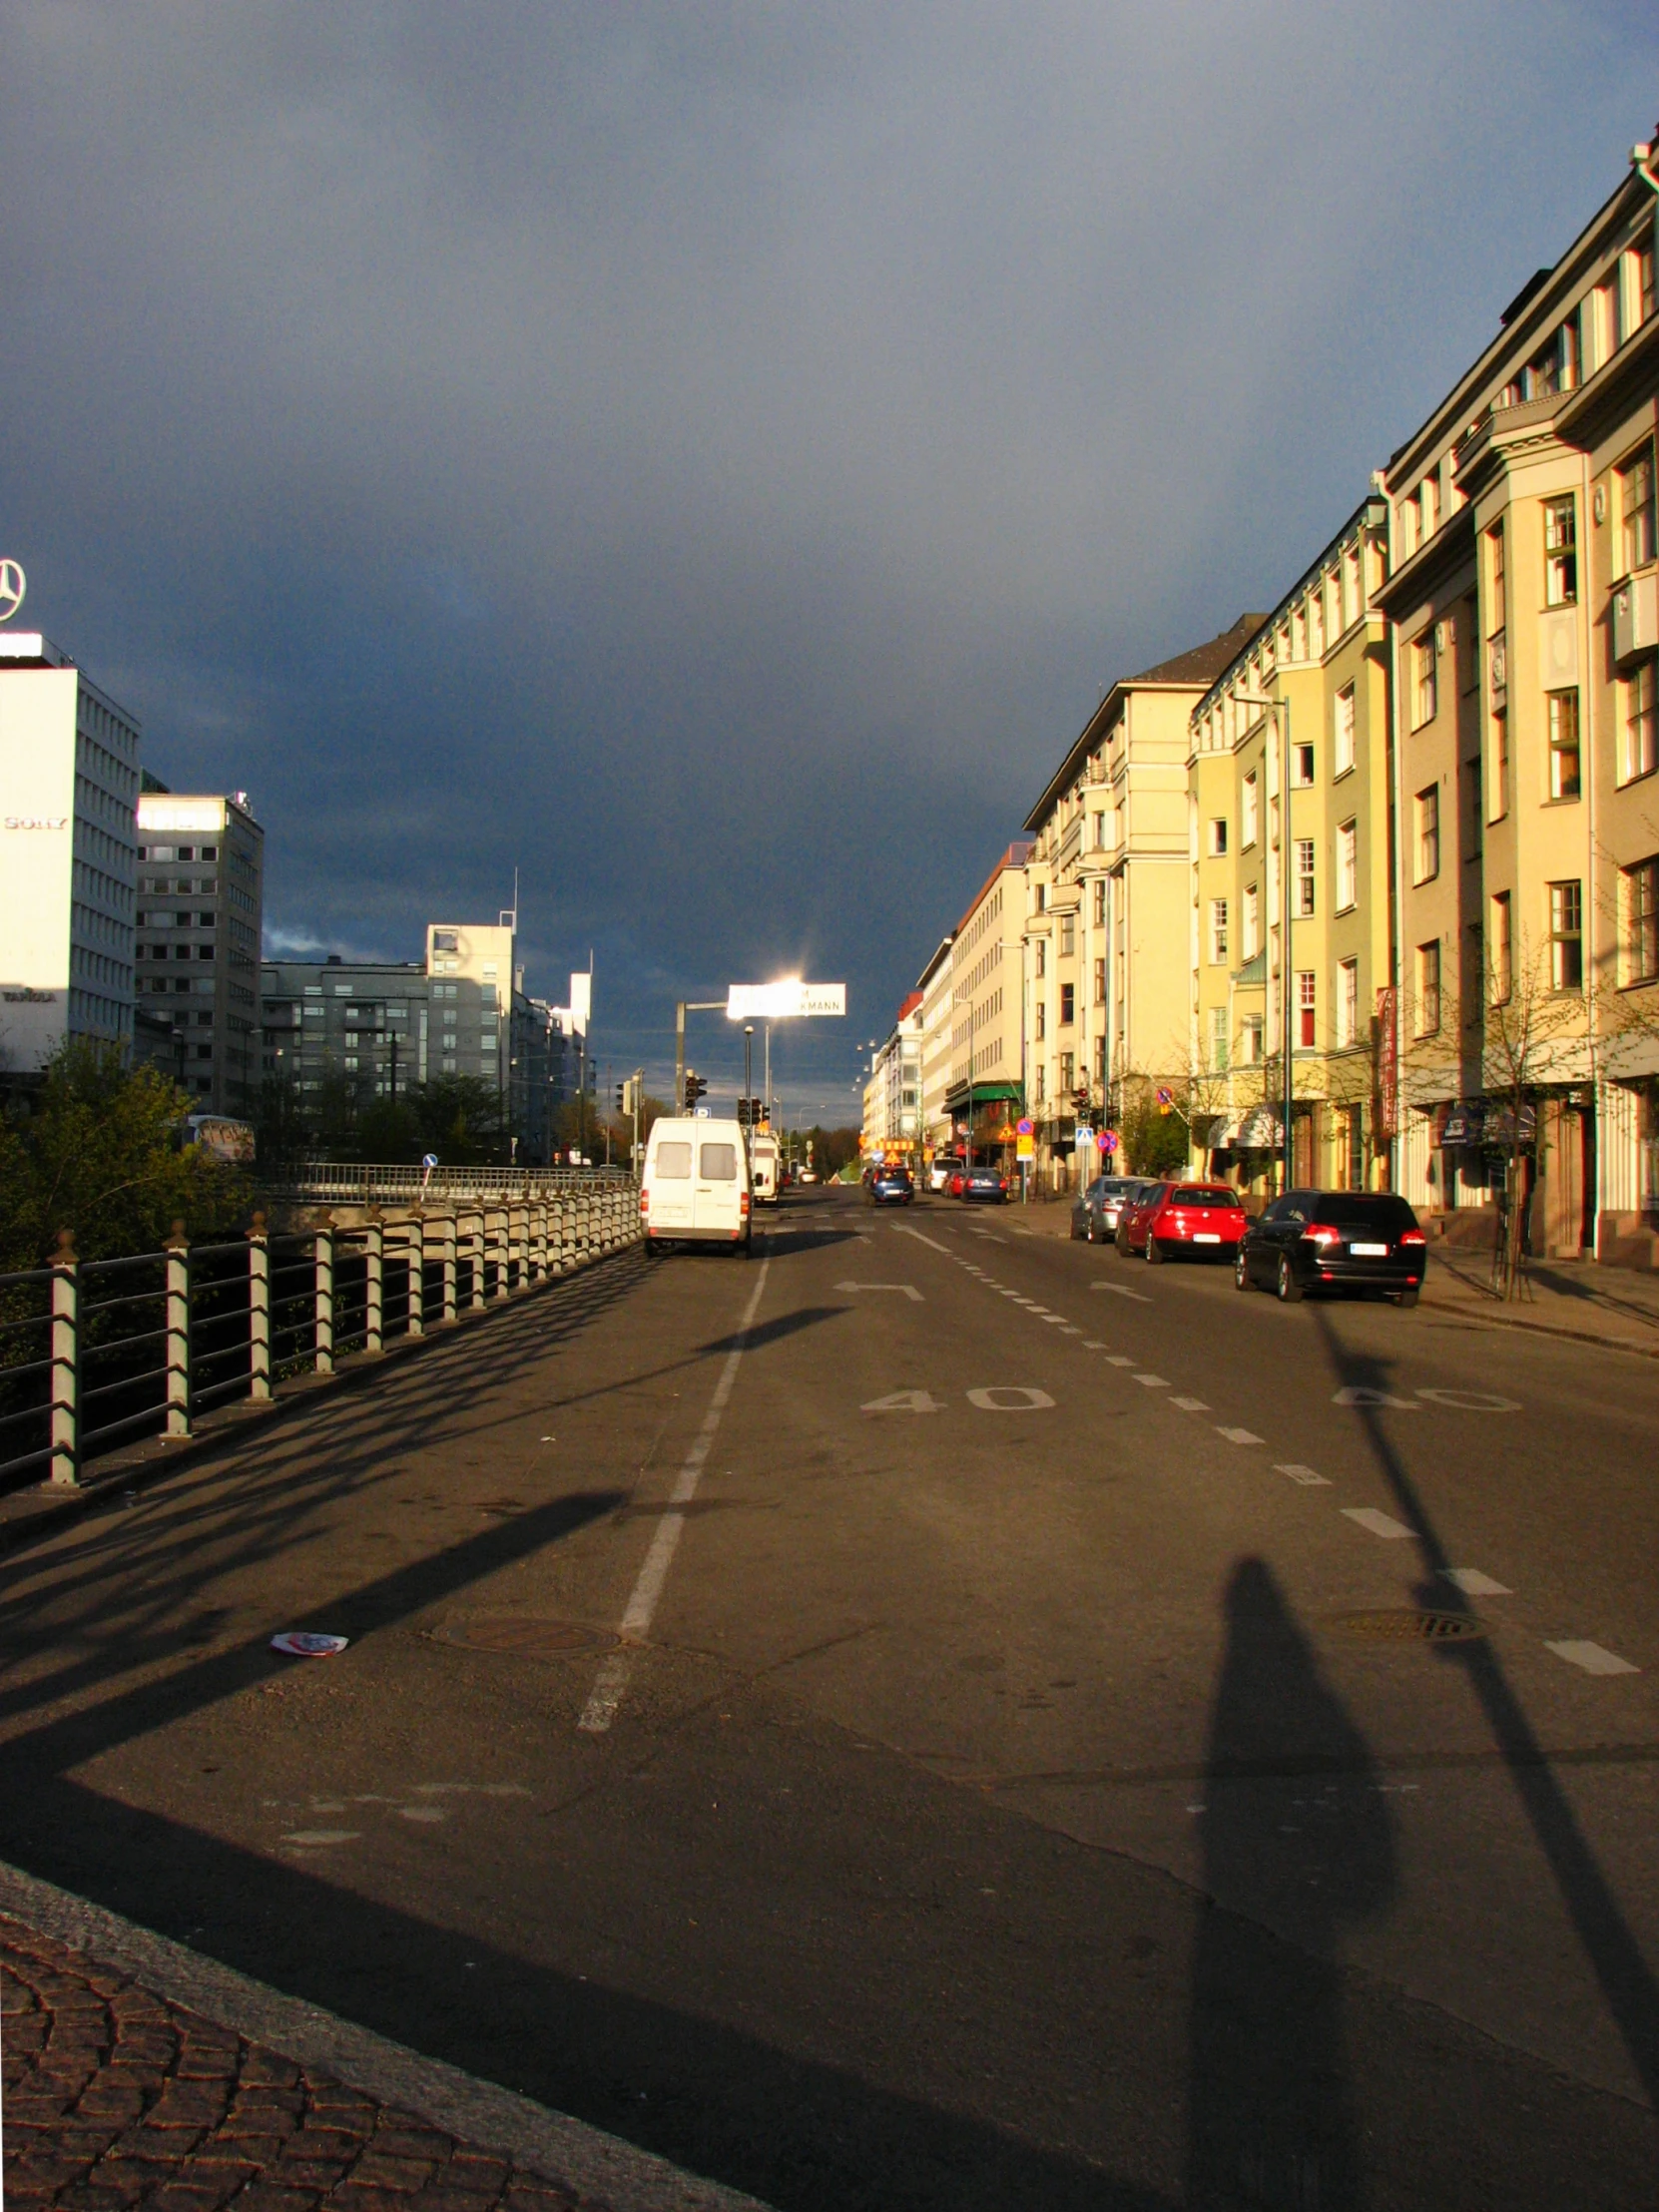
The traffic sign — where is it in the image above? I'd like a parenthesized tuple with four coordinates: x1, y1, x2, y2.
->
(1016, 1117, 1033, 1136)
(1099, 1129, 1118, 1154)
(1016, 1133, 1035, 1160)
(1075, 1122, 1091, 1142)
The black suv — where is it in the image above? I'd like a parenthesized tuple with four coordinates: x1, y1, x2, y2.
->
(1236, 1190, 1426, 1305)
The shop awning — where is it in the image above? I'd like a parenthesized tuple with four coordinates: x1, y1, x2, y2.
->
(1234, 1107, 1284, 1150)
(944, 1079, 1024, 1111)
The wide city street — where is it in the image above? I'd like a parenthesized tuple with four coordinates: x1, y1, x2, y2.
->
(2, 1188, 1656, 2210)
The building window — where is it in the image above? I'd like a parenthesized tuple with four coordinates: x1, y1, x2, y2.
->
(1242, 773, 1259, 847)
(1549, 879, 1583, 991)
(1412, 632, 1437, 729)
(1292, 742, 1316, 788)
(1209, 899, 1228, 964)
(1413, 787, 1439, 882)
(1295, 838, 1316, 916)
(1336, 820, 1358, 912)
(1035, 939, 1046, 978)
(1093, 879, 1106, 926)
(1209, 817, 1228, 856)
(1035, 1000, 1046, 1040)
(1621, 659, 1658, 785)
(1296, 971, 1316, 1049)
(1093, 956, 1106, 1004)
(1208, 1004, 1229, 1071)
(1059, 913, 1075, 957)
(1625, 857, 1659, 984)
(1337, 958, 1359, 1048)
(1543, 495, 1577, 607)
(1622, 442, 1656, 576)
(1035, 1066, 1045, 1103)
(1415, 941, 1441, 1036)
(1243, 884, 1259, 959)
(1242, 1013, 1264, 1065)
(1093, 813, 1106, 848)
(1334, 684, 1356, 776)
(1491, 709, 1509, 820)
(1547, 690, 1581, 799)
(1033, 883, 1045, 913)
(1059, 1051, 1075, 1093)
(1059, 982, 1074, 1025)
(1489, 890, 1512, 1004)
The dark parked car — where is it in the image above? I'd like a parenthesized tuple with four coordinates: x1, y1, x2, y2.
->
(1117, 1181, 1248, 1262)
(1071, 1175, 1153, 1244)
(1236, 1189, 1426, 1304)
(959, 1165, 1009, 1203)
(868, 1164, 914, 1206)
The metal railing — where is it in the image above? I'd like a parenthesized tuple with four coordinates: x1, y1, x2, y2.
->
(0, 1185, 642, 1495)
(276, 1162, 636, 1203)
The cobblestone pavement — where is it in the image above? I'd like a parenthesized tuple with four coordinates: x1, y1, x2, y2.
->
(1, 1916, 588, 2212)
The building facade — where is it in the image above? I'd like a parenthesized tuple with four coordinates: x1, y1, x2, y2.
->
(861, 992, 924, 1164)
(135, 788, 265, 1112)
(0, 632, 140, 1072)
(915, 933, 955, 1157)
(949, 842, 1031, 1157)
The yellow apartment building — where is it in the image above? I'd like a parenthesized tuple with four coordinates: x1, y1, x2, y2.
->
(948, 842, 1031, 1157)
(915, 931, 955, 1159)
(1022, 618, 1262, 1185)
(1187, 499, 1392, 1194)
(1379, 144, 1658, 1260)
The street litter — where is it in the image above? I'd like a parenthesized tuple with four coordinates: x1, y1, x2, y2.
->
(270, 1632, 349, 1658)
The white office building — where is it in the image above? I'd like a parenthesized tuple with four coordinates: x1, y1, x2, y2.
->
(0, 632, 141, 1071)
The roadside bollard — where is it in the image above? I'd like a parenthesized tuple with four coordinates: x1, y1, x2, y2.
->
(248, 1212, 272, 1397)
(364, 1213, 384, 1354)
(49, 1229, 80, 1487)
(313, 1220, 335, 1376)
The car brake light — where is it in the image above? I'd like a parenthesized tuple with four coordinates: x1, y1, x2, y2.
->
(1399, 1229, 1426, 1247)
(1303, 1225, 1340, 1245)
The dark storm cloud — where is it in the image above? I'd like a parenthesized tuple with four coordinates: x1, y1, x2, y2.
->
(2, 2, 1653, 1114)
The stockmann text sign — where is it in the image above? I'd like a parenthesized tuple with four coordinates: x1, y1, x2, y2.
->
(727, 982, 846, 1020)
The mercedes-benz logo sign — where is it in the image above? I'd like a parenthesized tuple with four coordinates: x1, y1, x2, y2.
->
(0, 561, 24, 623)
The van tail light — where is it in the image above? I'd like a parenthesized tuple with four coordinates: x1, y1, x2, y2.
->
(639, 1189, 650, 1216)
(1302, 1225, 1340, 1246)
(740, 1192, 751, 1217)
(1399, 1229, 1426, 1247)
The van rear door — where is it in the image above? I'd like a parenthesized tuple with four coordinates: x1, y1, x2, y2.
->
(693, 1135, 743, 1237)
(649, 1135, 694, 1231)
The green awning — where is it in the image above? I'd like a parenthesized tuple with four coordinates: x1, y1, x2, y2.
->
(944, 1080, 1024, 1110)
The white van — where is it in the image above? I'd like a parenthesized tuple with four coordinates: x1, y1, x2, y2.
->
(640, 1116, 753, 1253)
(750, 1132, 780, 1206)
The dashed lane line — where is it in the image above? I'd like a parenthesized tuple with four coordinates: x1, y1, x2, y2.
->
(1441, 1568, 1513, 1597)
(1092, 1283, 1153, 1303)
(1215, 1425, 1265, 1446)
(1342, 1506, 1415, 1540)
(1172, 1395, 1210, 1412)
(1134, 1375, 1170, 1389)
(1276, 1463, 1331, 1486)
(1546, 1640, 1641, 1677)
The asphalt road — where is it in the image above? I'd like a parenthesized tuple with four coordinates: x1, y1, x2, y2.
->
(2, 1187, 1657, 2209)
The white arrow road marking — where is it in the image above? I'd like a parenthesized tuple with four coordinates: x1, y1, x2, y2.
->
(1333, 1386, 1418, 1408)
(892, 1227, 951, 1252)
(834, 1282, 923, 1300)
(861, 1390, 944, 1413)
(1343, 1507, 1415, 1540)
(1093, 1284, 1152, 1303)
(1440, 1568, 1512, 1596)
(967, 1385, 1055, 1410)
(1546, 1640, 1640, 1676)
(580, 1259, 771, 1735)
(1276, 1463, 1331, 1485)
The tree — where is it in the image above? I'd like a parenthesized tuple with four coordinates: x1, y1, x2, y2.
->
(1115, 1078, 1190, 1178)
(0, 1041, 251, 1273)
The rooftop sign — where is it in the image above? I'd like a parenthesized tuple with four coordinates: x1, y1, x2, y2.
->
(727, 980, 846, 1020)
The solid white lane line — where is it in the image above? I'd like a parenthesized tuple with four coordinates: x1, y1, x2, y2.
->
(579, 1260, 771, 1735)
(1216, 1425, 1265, 1446)
(1545, 1640, 1640, 1676)
(1172, 1396, 1210, 1412)
(1342, 1506, 1414, 1540)
(1440, 1568, 1512, 1597)
(1275, 1463, 1331, 1486)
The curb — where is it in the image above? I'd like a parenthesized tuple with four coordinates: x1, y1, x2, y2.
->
(1417, 1287, 1659, 1359)
(0, 1240, 646, 1560)
(0, 1860, 774, 2212)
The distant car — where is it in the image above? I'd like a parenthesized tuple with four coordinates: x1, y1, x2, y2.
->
(1117, 1182, 1247, 1263)
(928, 1157, 959, 1194)
(799, 1168, 818, 1185)
(869, 1164, 914, 1206)
(1071, 1175, 1153, 1244)
(1237, 1189, 1426, 1305)
(959, 1165, 1009, 1204)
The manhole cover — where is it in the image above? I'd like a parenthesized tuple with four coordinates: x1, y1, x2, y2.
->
(427, 1617, 619, 1657)
(1333, 1609, 1485, 1643)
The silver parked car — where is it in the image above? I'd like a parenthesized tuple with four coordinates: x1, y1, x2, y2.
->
(1070, 1174, 1154, 1244)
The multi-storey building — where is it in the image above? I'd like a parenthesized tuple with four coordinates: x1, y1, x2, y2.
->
(949, 842, 1031, 1157)
(1187, 502, 1392, 1193)
(135, 787, 265, 1112)
(861, 993, 924, 1164)
(915, 933, 955, 1157)
(1022, 619, 1260, 1184)
(1379, 150, 1658, 1258)
(0, 631, 140, 1071)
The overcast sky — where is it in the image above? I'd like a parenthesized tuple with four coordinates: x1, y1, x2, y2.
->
(3, 5, 1655, 1120)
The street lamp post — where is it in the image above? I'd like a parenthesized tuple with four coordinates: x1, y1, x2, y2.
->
(1235, 692, 1296, 1196)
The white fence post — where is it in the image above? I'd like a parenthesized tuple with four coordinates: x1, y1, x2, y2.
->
(166, 1221, 191, 1437)
(364, 1214, 384, 1354)
(470, 1211, 487, 1311)
(441, 1210, 458, 1325)
(493, 1206, 510, 1303)
(248, 1212, 271, 1400)
(407, 1213, 426, 1337)
(314, 1222, 335, 1375)
(48, 1230, 80, 1487)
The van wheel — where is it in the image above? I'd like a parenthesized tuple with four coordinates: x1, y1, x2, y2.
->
(1276, 1255, 1303, 1304)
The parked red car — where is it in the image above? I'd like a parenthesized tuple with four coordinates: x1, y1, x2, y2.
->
(1116, 1181, 1248, 1263)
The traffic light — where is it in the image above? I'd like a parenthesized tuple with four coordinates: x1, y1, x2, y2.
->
(614, 1081, 626, 1113)
(684, 1070, 706, 1107)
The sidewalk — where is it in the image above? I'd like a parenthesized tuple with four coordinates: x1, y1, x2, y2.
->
(1, 1870, 767, 2212)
